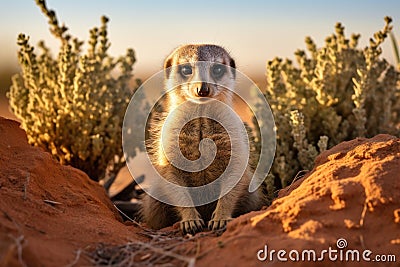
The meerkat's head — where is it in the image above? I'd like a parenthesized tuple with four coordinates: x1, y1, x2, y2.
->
(163, 44, 236, 102)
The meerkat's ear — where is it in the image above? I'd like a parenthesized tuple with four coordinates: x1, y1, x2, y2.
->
(164, 56, 173, 79)
(229, 58, 236, 78)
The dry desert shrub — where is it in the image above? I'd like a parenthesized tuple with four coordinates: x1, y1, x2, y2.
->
(7, 0, 139, 181)
(264, 17, 400, 190)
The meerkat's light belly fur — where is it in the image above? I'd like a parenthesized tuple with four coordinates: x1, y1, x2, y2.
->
(158, 101, 249, 173)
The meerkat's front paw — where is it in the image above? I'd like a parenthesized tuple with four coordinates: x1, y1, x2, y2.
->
(208, 213, 232, 231)
(180, 219, 205, 235)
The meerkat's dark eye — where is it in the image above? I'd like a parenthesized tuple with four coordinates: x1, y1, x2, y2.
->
(211, 64, 226, 79)
(179, 65, 192, 77)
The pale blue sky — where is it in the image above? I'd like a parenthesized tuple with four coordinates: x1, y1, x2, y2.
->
(1, 0, 399, 82)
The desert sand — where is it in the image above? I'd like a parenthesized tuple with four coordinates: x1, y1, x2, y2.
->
(0, 116, 399, 266)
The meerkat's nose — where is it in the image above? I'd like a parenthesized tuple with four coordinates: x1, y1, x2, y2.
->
(197, 82, 210, 97)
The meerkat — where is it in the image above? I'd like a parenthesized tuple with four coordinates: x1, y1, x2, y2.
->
(142, 44, 264, 235)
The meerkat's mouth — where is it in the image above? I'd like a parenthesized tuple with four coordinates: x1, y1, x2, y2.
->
(187, 96, 213, 104)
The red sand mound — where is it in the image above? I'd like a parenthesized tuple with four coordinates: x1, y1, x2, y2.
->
(198, 134, 400, 266)
(0, 117, 143, 266)
(0, 116, 399, 266)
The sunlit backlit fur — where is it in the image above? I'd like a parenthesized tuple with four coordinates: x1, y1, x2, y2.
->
(142, 44, 264, 235)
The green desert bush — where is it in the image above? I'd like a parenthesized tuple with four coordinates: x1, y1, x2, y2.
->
(8, 0, 138, 181)
(265, 17, 400, 188)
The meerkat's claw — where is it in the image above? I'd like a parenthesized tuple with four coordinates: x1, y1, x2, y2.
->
(209, 210, 232, 231)
(180, 219, 205, 235)
(208, 217, 232, 231)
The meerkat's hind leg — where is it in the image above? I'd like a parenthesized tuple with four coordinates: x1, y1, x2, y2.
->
(176, 206, 205, 235)
(141, 195, 178, 230)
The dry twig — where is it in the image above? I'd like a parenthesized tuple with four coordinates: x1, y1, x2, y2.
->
(11, 235, 27, 267)
(23, 172, 30, 200)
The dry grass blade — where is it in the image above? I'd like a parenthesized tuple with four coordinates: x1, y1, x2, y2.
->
(43, 199, 62, 205)
(65, 249, 82, 267)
